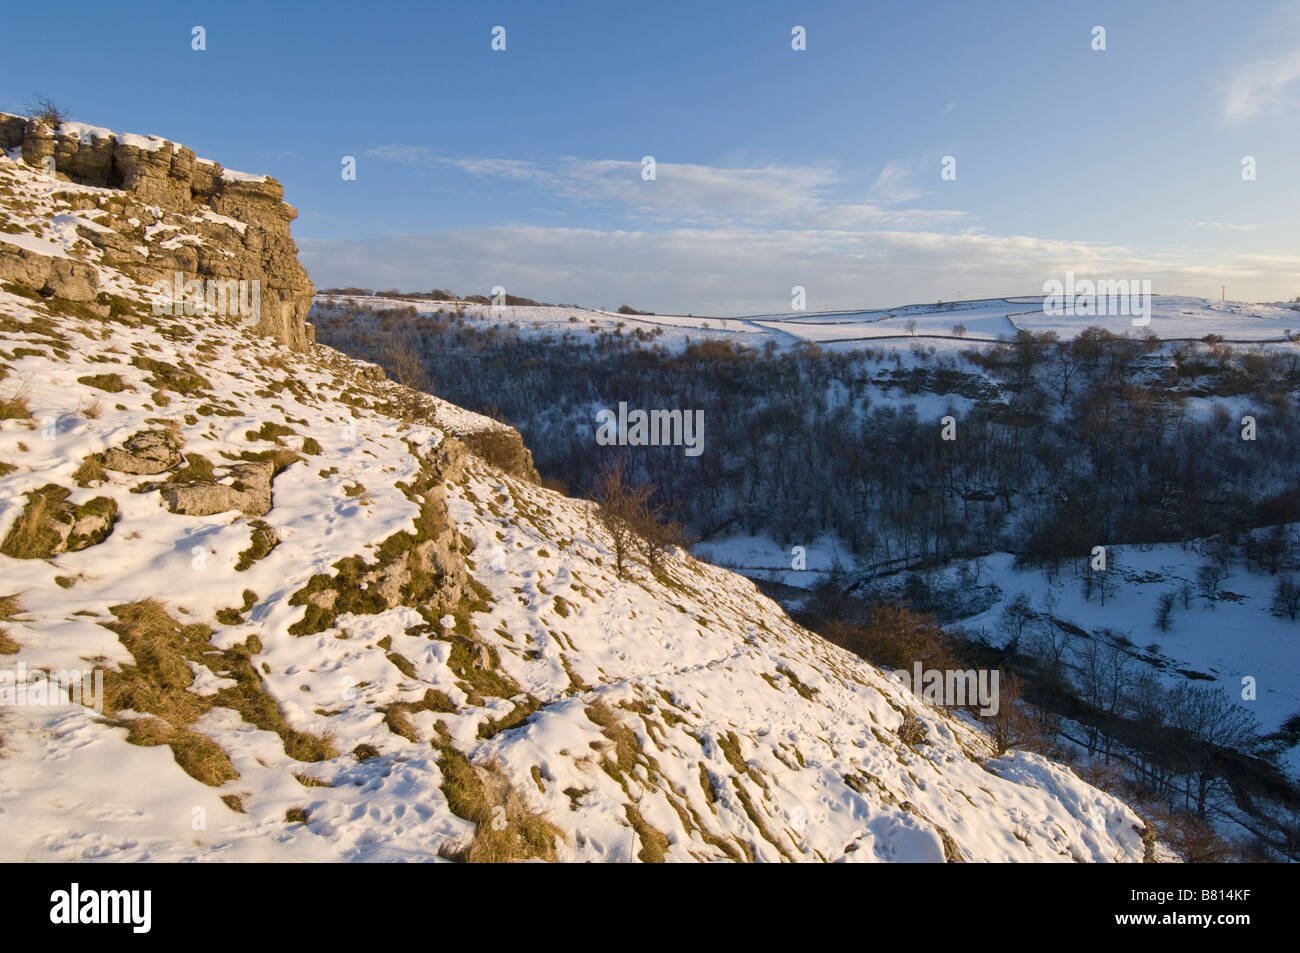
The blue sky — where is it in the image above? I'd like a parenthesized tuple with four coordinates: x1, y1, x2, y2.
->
(4, 0, 1299, 313)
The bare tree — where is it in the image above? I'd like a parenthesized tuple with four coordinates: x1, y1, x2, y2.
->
(987, 670, 1046, 755)
(1095, 559, 1120, 607)
(1167, 684, 1260, 820)
(383, 346, 430, 420)
(1025, 619, 1071, 691)
(1196, 561, 1227, 605)
(1051, 343, 1083, 405)
(633, 495, 692, 576)
(24, 94, 67, 126)
(1155, 591, 1175, 632)
(1075, 634, 1135, 760)
(998, 593, 1035, 652)
(588, 458, 653, 580)
(1271, 575, 1300, 621)
(1149, 806, 1237, 862)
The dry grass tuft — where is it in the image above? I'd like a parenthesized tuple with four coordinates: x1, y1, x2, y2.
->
(585, 698, 640, 775)
(71, 454, 106, 487)
(293, 771, 334, 788)
(0, 592, 24, 622)
(0, 387, 31, 420)
(220, 794, 246, 813)
(436, 748, 561, 862)
(624, 804, 670, 863)
(0, 488, 61, 558)
(99, 599, 337, 787)
(122, 716, 238, 787)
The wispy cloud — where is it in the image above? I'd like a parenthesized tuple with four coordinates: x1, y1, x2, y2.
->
(1222, 43, 1300, 121)
(1193, 221, 1259, 232)
(867, 160, 927, 204)
(362, 148, 962, 230)
(363, 144, 436, 164)
(300, 225, 1300, 315)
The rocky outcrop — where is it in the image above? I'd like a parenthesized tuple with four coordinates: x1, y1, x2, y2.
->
(0, 484, 117, 558)
(458, 427, 540, 484)
(0, 248, 102, 304)
(101, 430, 183, 475)
(43, 258, 100, 302)
(287, 439, 468, 636)
(0, 113, 313, 348)
(160, 462, 275, 517)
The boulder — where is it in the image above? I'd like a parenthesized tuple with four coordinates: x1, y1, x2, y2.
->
(160, 462, 274, 517)
(65, 499, 118, 552)
(0, 484, 117, 559)
(101, 430, 182, 475)
(41, 259, 99, 302)
(306, 588, 338, 611)
(0, 242, 55, 288)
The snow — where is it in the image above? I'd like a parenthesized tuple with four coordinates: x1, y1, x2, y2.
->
(316, 292, 1297, 358)
(695, 530, 854, 587)
(959, 547, 1300, 776)
(1015, 295, 1296, 342)
(158, 234, 202, 250)
(58, 121, 115, 143)
(143, 222, 179, 241)
(0, 230, 71, 259)
(0, 140, 1161, 863)
(220, 168, 269, 184)
(117, 132, 169, 152)
(200, 209, 248, 235)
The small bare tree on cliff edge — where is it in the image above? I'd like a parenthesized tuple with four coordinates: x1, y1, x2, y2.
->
(24, 95, 67, 126)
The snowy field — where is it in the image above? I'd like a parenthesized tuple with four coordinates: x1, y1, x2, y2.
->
(318, 293, 1300, 354)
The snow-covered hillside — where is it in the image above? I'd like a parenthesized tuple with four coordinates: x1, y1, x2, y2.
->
(700, 530, 1300, 769)
(316, 292, 1300, 355)
(0, 140, 1160, 862)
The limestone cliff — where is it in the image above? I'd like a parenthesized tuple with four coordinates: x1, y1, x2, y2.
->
(0, 113, 313, 348)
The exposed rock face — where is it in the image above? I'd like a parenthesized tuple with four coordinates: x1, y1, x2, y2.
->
(365, 439, 468, 618)
(101, 430, 183, 475)
(43, 259, 100, 302)
(286, 438, 468, 636)
(0, 113, 313, 348)
(160, 462, 275, 517)
(458, 427, 540, 484)
(0, 248, 102, 304)
(0, 242, 60, 289)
